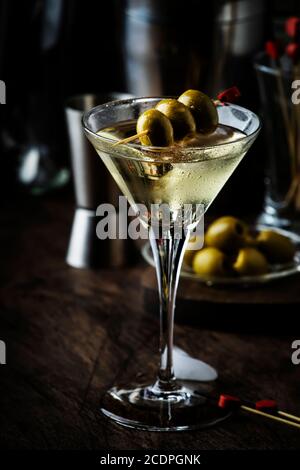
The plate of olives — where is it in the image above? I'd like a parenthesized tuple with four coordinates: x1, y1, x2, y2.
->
(142, 217, 300, 286)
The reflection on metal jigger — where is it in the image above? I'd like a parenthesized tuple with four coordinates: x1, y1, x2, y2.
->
(65, 92, 135, 269)
(66, 208, 133, 269)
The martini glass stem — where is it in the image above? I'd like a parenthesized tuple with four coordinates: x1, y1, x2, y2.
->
(149, 227, 189, 393)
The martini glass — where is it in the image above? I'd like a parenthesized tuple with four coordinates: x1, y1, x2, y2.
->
(83, 98, 260, 431)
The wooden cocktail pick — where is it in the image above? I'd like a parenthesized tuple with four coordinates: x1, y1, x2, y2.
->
(218, 394, 300, 430)
(112, 130, 148, 147)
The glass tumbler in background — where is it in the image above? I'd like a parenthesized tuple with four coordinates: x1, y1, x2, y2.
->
(255, 52, 300, 230)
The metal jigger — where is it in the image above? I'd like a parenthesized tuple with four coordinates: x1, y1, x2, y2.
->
(65, 93, 133, 268)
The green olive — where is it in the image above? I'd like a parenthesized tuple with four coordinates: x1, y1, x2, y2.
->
(205, 216, 247, 253)
(155, 99, 196, 140)
(136, 109, 174, 146)
(256, 230, 296, 263)
(233, 247, 268, 275)
(178, 89, 218, 134)
(192, 247, 227, 276)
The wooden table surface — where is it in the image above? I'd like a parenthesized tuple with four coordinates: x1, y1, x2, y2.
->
(0, 194, 300, 450)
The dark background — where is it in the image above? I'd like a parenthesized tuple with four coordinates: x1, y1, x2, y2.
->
(0, 0, 299, 213)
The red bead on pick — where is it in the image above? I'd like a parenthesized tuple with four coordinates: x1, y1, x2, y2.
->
(286, 42, 300, 62)
(255, 400, 278, 412)
(265, 41, 279, 61)
(218, 394, 241, 410)
(285, 17, 300, 39)
(217, 86, 241, 103)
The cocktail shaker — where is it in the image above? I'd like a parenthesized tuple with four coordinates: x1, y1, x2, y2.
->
(65, 92, 134, 268)
(118, 0, 266, 214)
(120, 0, 265, 98)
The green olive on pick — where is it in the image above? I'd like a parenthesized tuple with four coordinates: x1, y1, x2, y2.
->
(136, 109, 174, 147)
(178, 89, 218, 134)
(155, 99, 196, 140)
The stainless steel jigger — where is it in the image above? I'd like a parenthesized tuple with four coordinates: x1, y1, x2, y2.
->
(65, 93, 133, 268)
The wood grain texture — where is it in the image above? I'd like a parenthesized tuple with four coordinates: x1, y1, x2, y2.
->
(0, 195, 299, 449)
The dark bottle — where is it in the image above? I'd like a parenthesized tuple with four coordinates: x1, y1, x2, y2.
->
(0, 0, 122, 195)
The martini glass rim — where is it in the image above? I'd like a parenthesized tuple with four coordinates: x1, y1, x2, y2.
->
(82, 97, 261, 162)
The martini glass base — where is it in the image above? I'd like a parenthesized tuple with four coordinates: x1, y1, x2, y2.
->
(100, 383, 231, 432)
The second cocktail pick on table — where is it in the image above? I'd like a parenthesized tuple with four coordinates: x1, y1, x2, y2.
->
(218, 394, 300, 430)
(255, 399, 300, 423)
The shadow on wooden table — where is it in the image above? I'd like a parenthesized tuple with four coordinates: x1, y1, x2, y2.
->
(142, 267, 299, 334)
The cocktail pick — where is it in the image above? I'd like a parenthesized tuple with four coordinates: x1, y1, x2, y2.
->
(286, 43, 300, 62)
(256, 399, 300, 423)
(218, 394, 300, 430)
(217, 86, 241, 103)
(112, 130, 148, 147)
(285, 36, 300, 209)
(213, 86, 241, 106)
(265, 40, 279, 60)
(265, 40, 295, 174)
(285, 17, 300, 40)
